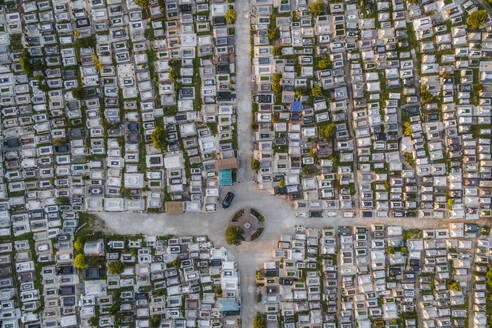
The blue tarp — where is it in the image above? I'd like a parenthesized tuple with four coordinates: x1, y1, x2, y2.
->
(219, 169, 232, 186)
(291, 101, 303, 112)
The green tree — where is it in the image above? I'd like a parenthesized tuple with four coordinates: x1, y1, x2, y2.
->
(386, 246, 395, 255)
(56, 196, 70, 205)
(467, 10, 488, 29)
(73, 254, 87, 269)
(74, 238, 83, 252)
(225, 226, 244, 246)
(251, 157, 260, 171)
(151, 315, 161, 328)
(278, 179, 285, 188)
(317, 58, 331, 70)
(19, 50, 33, 75)
(447, 198, 454, 211)
(447, 279, 461, 291)
(53, 138, 66, 146)
(152, 126, 168, 151)
(420, 85, 435, 104)
(88, 316, 98, 327)
(72, 87, 86, 100)
(225, 8, 237, 24)
(273, 46, 282, 56)
(108, 260, 124, 275)
(272, 73, 282, 95)
(486, 268, 492, 288)
(310, 0, 326, 15)
(254, 313, 267, 328)
(311, 85, 322, 97)
(135, 0, 150, 8)
(319, 123, 336, 139)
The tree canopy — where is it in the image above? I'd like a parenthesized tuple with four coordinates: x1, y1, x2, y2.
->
(319, 123, 336, 139)
(310, 0, 325, 15)
(135, 0, 150, 9)
(19, 50, 33, 75)
(254, 314, 267, 328)
(225, 226, 244, 246)
(311, 85, 322, 97)
(317, 58, 331, 70)
(108, 260, 124, 275)
(467, 10, 488, 29)
(73, 254, 87, 269)
(73, 238, 83, 252)
(225, 8, 237, 24)
(152, 126, 168, 151)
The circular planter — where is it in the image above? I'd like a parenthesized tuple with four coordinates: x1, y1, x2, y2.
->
(229, 208, 265, 242)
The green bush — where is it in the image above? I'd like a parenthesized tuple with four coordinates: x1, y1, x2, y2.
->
(19, 50, 33, 75)
(152, 126, 168, 151)
(310, 0, 325, 15)
(254, 313, 267, 328)
(225, 226, 244, 246)
(467, 10, 488, 29)
(225, 8, 236, 24)
(108, 260, 124, 275)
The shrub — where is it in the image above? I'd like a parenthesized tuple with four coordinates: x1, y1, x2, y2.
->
(251, 157, 260, 171)
(171, 257, 181, 268)
(250, 208, 264, 222)
(447, 279, 461, 291)
(88, 316, 98, 327)
(273, 46, 282, 56)
(317, 58, 331, 70)
(73, 254, 87, 269)
(225, 8, 237, 24)
(19, 50, 33, 75)
(311, 85, 322, 97)
(225, 226, 244, 246)
(152, 126, 168, 151)
(467, 10, 488, 29)
(135, 0, 150, 8)
(272, 73, 282, 95)
(310, 0, 325, 15)
(254, 313, 267, 328)
(56, 196, 70, 205)
(73, 238, 83, 252)
(108, 260, 124, 275)
(72, 87, 86, 100)
(447, 198, 454, 211)
(319, 123, 336, 139)
(232, 209, 245, 222)
(150, 316, 161, 328)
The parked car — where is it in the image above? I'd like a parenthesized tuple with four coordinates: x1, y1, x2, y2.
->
(222, 192, 235, 208)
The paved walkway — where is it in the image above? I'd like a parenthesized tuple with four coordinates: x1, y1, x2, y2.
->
(235, 0, 254, 184)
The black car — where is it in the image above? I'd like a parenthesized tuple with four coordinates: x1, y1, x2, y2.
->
(222, 192, 235, 208)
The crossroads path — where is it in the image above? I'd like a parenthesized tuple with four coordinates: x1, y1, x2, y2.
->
(97, 178, 469, 327)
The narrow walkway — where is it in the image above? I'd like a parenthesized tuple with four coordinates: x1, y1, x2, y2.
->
(234, 0, 254, 183)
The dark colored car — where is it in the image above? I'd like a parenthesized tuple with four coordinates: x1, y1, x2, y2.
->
(222, 192, 235, 208)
